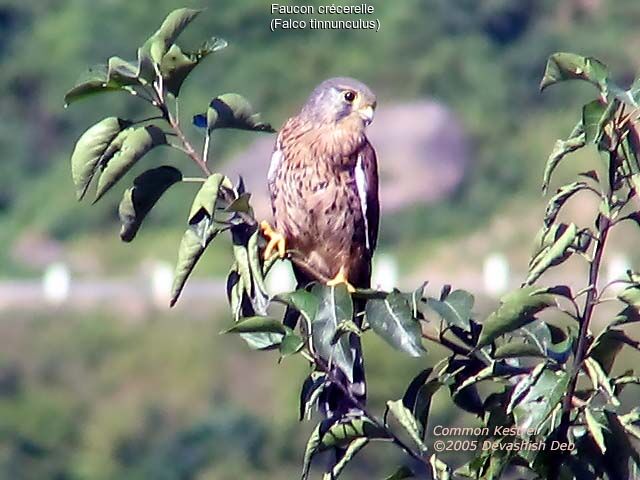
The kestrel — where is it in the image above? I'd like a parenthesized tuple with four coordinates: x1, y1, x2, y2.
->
(262, 77, 379, 292)
(262, 77, 379, 420)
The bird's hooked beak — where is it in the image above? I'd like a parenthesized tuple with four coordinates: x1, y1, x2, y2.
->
(358, 103, 375, 125)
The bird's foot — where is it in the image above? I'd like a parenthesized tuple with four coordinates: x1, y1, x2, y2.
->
(327, 266, 356, 293)
(260, 220, 286, 260)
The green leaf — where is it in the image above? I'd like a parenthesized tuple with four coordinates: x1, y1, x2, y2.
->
(402, 368, 432, 412)
(70, 117, 131, 199)
(413, 379, 443, 437)
(160, 38, 227, 96)
(147, 8, 202, 64)
(478, 286, 557, 347)
(328, 438, 368, 479)
(619, 286, 640, 308)
(623, 122, 640, 180)
(302, 418, 387, 480)
(64, 65, 124, 106)
(169, 219, 220, 307)
(227, 265, 243, 321)
(589, 328, 633, 374)
(454, 455, 490, 479)
(544, 182, 589, 229)
(507, 362, 545, 415)
(620, 409, 640, 441)
(407, 282, 427, 318)
(513, 367, 569, 433)
(430, 454, 452, 480)
(118, 166, 182, 242)
(106, 56, 141, 87)
(614, 375, 640, 389)
(366, 292, 424, 357)
(224, 281, 283, 348)
(247, 228, 268, 298)
(612, 306, 640, 326)
(225, 192, 252, 214)
(452, 364, 498, 397)
(320, 417, 388, 450)
(425, 289, 474, 331)
(540, 52, 609, 94)
(311, 284, 355, 381)
(531, 223, 562, 262)
(222, 316, 286, 335)
(225, 316, 290, 351)
(299, 373, 327, 421)
(494, 342, 544, 359)
(188, 173, 227, 221)
(584, 357, 619, 406)
(301, 421, 324, 480)
(232, 242, 253, 303)
(194, 93, 276, 132)
(385, 400, 427, 453)
(582, 99, 610, 145)
(277, 290, 320, 329)
(331, 320, 361, 346)
(600, 410, 640, 478)
(585, 408, 608, 454)
(65, 55, 148, 105)
(395, 371, 443, 444)
(542, 122, 586, 193)
(238, 332, 283, 350)
(526, 223, 578, 285)
(384, 466, 415, 480)
(280, 332, 304, 358)
(94, 125, 167, 202)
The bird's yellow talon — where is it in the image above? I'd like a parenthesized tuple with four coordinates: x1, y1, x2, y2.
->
(260, 220, 286, 260)
(327, 266, 356, 293)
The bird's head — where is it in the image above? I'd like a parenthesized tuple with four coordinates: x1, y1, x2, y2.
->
(301, 77, 377, 128)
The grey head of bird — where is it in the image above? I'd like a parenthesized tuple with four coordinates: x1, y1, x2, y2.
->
(300, 77, 377, 127)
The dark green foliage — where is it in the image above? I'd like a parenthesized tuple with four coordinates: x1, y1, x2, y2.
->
(118, 165, 182, 241)
(193, 93, 276, 132)
(66, 9, 640, 480)
(366, 292, 425, 357)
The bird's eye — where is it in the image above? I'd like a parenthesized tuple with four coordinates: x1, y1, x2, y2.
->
(343, 91, 356, 102)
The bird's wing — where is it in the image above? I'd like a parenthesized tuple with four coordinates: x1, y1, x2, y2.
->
(267, 130, 286, 209)
(355, 141, 379, 254)
(267, 145, 282, 189)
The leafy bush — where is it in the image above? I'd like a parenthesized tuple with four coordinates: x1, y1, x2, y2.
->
(66, 8, 640, 480)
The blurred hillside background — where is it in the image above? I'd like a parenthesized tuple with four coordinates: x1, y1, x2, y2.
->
(2, 0, 640, 478)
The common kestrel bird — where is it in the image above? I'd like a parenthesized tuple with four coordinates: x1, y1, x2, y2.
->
(261, 77, 379, 419)
(262, 77, 379, 292)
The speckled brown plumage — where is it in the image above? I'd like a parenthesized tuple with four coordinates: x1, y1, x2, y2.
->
(267, 77, 379, 289)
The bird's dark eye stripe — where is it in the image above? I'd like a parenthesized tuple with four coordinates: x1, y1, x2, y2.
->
(344, 91, 356, 102)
